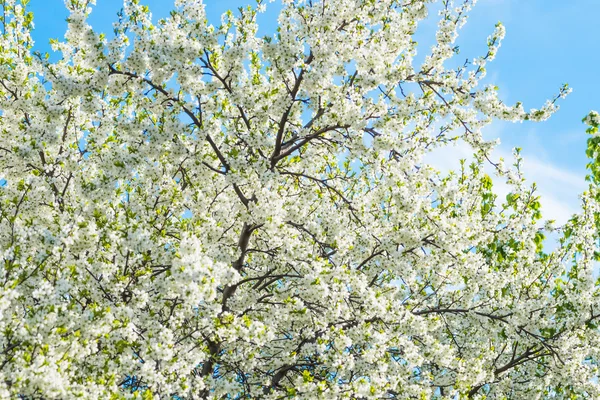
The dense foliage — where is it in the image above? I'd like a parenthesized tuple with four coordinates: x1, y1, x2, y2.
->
(0, 0, 599, 398)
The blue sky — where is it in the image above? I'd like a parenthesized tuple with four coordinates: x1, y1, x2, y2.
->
(28, 0, 599, 223)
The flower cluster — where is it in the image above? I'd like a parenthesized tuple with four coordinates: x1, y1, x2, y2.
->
(0, 0, 597, 399)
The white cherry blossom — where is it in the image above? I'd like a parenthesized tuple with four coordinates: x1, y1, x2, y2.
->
(0, 0, 597, 399)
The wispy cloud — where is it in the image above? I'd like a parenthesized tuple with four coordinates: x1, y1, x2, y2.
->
(424, 140, 586, 226)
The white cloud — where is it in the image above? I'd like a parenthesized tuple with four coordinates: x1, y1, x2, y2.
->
(519, 155, 586, 224)
(424, 140, 586, 226)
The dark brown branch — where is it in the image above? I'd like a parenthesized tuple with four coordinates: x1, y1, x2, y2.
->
(271, 52, 314, 167)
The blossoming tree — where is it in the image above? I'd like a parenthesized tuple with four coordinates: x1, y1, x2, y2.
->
(0, 0, 599, 398)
